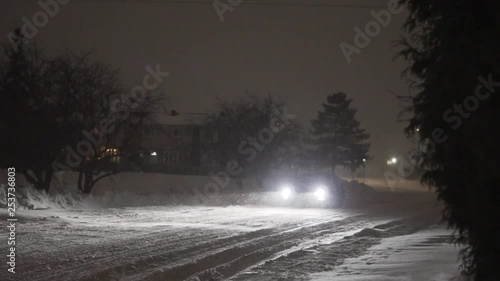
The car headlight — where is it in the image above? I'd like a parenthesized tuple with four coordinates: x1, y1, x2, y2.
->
(314, 186, 327, 201)
(281, 186, 293, 200)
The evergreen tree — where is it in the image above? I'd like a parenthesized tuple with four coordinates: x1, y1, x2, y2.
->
(309, 92, 370, 173)
(399, 1, 500, 279)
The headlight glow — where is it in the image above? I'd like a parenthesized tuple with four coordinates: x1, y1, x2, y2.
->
(314, 186, 327, 201)
(281, 186, 293, 200)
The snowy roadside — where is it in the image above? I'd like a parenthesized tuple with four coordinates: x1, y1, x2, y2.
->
(0, 200, 449, 281)
(310, 226, 468, 281)
(0, 173, 466, 281)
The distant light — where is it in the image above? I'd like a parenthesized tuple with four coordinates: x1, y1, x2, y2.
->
(416, 128, 420, 132)
(151, 152, 157, 156)
(363, 158, 366, 162)
(391, 157, 397, 164)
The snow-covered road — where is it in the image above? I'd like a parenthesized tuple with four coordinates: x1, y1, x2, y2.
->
(2, 193, 461, 281)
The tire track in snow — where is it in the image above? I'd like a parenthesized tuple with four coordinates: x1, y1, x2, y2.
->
(117, 214, 375, 281)
(25, 212, 345, 281)
(82, 217, 352, 281)
(20, 228, 225, 281)
(229, 212, 441, 280)
(18, 207, 291, 280)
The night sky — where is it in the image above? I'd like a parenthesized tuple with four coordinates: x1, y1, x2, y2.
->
(0, 0, 412, 176)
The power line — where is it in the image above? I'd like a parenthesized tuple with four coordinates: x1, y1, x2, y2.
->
(75, 0, 387, 9)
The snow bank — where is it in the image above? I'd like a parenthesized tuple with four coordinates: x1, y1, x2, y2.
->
(310, 227, 468, 281)
(0, 182, 84, 210)
(0, 170, 78, 209)
(0, 170, 249, 209)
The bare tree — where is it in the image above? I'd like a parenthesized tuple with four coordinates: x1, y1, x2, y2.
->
(51, 52, 163, 194)
(0, 29, 62, 192)
(204, 94, 299, 188)
(1, 30, 163, 194)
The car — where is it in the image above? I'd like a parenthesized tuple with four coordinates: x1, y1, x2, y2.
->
(277, 173, 346, 207)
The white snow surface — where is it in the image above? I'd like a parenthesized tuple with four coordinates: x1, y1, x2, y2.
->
(0, 186, 467, 281)
(311, 227, 466, 281)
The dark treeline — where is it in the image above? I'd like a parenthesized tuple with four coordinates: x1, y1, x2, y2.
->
(0, 29, 371, 195)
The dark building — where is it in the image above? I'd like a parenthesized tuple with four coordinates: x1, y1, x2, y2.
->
(132, 112, 223, 175)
